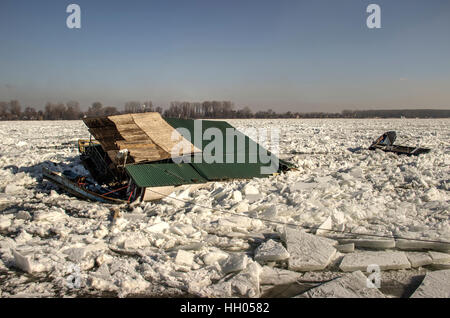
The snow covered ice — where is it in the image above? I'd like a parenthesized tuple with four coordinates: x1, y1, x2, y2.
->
(0, 118, 449, 298)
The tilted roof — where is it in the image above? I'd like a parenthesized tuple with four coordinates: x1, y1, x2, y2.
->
(83, 113, 200, 164)
(124, 118, 294, 187)
(83, 115, 294, 188)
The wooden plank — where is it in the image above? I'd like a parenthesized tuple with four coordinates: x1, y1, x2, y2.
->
(131, 113, 201, 154)
(109, 114, 168, 162)
(83, 117, 116, 129)
(116, 141, 159, 149)
(128, 148, 169, 159)
(108, 114, 135, 125)
(84, 112, 201, 164)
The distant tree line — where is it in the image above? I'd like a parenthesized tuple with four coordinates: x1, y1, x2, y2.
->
(340, 109, 450, 118)
(0, 99, 448, 120)
(164, 101, 236, 118)
(0, 100, 163, 120)
(163, 102, 450, 119)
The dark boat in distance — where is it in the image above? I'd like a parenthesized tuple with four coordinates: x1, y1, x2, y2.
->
(369, 131, 431, 156)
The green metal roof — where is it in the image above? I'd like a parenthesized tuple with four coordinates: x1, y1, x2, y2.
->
(125, 163, 207, 188)
(164, 118, 235, 151)
(124, 118, 295, 188)
(165, 117, 295, 170)
(191, 162, 271, 181)
(166, 118, 269, 163)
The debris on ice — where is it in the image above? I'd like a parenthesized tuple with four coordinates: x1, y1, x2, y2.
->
(1, 119, 449, 298)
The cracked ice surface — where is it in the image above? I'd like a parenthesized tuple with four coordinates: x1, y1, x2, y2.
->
(0, 119, 449, 297)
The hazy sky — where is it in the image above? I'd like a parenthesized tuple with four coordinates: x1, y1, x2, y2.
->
(1, 0, 450, 112)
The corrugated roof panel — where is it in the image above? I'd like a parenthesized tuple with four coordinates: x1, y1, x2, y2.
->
(165, 118, 269, 162)
(164, 117, 295, 179)
(191, 163, 271, 181)
(164, 118, 233, 150)
(125, 163, 207, 188)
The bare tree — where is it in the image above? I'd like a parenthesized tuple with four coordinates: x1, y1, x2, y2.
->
(88, 102, 104, 117)
(0, 102, 7, 120)
(202, 101, 212, 118)
(143, 101, 153, 112)
(9, 100, 21, 119)
(55, 103, 67, 119)
(223, 101, 233, 118)
(23, 107, 37, 120)
(124, 101, 141, 114)
(44, 102, 55, 120)
(103, 106, 119, 116)
(65, 101, 81, 120)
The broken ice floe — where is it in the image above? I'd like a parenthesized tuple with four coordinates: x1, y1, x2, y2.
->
(410, 270, 450, 298)
(339, 251, 411, 272)
(296, 271, 386, 298)
(254, 239, 289, 263)
(283, 227, 337, 271)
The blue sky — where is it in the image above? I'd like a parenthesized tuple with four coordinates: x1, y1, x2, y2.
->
(0, 0, 449, 111)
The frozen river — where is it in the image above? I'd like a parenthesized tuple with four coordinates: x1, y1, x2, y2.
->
(0, 119, 449, 297)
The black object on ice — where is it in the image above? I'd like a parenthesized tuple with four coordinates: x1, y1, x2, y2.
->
(369, 131, 431, 156)
(373, 131, 397, 146)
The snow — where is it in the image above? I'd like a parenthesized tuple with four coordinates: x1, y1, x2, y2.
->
(336, 243, 355, 253)
(428, 251, 450, 265)
(296, 271, 386, 298)
(338, 238, 396, 249)
(315, 216, 332, 236)
(406, 252, 433, 268)
(232, 190, 242, 202)
(339, 251, 411, 271)
(175, 250, 194, 268)
(254, 239, 290, 263)
(259, 266, 302, 286)
(12, 250, 33, 274)
(243, 184, 259, 196)
(202, 250, 229, 266)
(283, 227, 337, 271)
(410, 270, 450, 298)
(0, 118, 449, 297)
(220, 253, 248, 274)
